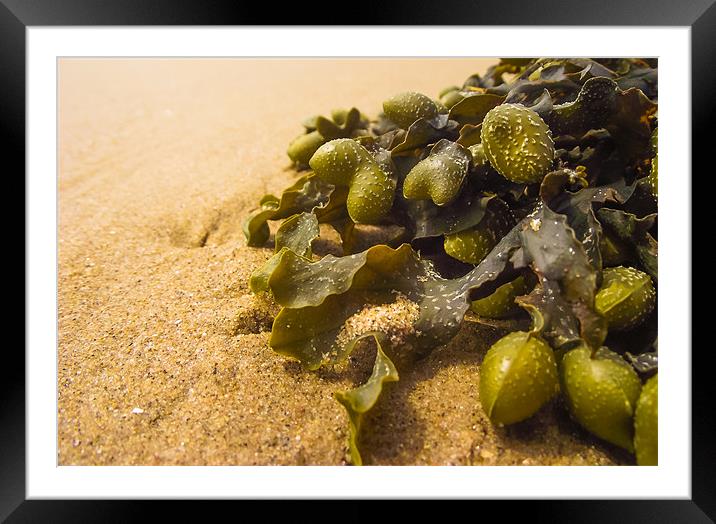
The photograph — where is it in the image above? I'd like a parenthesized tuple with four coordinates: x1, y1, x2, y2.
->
(8, 7, 710, 517)
(57, 57, 659, 467)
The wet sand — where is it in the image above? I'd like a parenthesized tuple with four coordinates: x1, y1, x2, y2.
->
(58, 58, 630, 465)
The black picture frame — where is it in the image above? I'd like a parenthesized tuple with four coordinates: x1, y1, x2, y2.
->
(6, 0, 711, 520)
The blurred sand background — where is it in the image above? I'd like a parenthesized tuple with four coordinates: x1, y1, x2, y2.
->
(58, 58, 629, 465)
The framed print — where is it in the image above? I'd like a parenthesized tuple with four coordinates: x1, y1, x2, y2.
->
(7, 0, 712, 520)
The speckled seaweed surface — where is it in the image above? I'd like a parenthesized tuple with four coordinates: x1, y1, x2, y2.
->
(58, 59, 630, 465)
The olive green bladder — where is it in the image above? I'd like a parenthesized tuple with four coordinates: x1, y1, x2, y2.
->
(595, 266, 655, 331)
(600, 231, 631, 267)
(479, 331, 559, 425)
(560, 346, 642, 451)
(309, 138, 396, 224)
(470, 276, 528, 319)
(438, 86, 465, 109)
(383, 91, 440, 129)
(634, 374, 658, 465)
(468, 143, 488, 168)
(287, 130, 328, 167)
(288, 108, 368, 167)
(481, 103, 555, 184)
(444, 207, 513, 265)
(402, 140, 471, 206)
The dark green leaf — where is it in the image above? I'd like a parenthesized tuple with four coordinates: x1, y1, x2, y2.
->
(615, 65, 657, 100)
(448, 93, 505, 126)
(335, 337, 399, 465)
(274, 212, 320, 258)
(543, 77, 656, 164)
(270, 292, 376, 369)
(607, 87, 657, 162)
(517, 205, 597, 303)
(456, 123, 482, 147)
(527, 89, 554, 118)
(516, 280, 582, 350)
(512, 205, 606, 350)
(545, 178, 636, 268)
(243, 174, 335, 247)
(539, 168, 589, 203)
(597, 208, 658, 281)
(390, 114, 459, 156)
(249, 248, 289, 295)
(315, 108, 362, 139)
(546, 77, 618, 137)
(249, 212, 320, 294)
(403, 190, 504, 240)
(626, 350, 658, 375)
(243, 174, 349, 247)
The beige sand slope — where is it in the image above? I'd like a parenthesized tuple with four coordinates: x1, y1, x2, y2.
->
(58, 59, 628, 465)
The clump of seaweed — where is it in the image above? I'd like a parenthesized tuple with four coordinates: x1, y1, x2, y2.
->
(243, 58, 658, 465)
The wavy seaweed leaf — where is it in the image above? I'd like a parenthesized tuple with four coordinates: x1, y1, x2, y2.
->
(546, 77, 618, 137)
(414, 204, 606, 351)
(274, 212, 320, 258)
(615, 64, 657, 99)
(544, 77, 657, 165)
(527, 89, 554, 118)
(335, 337, 399, 465)
(607, 87, 658, 162)
(626, 332, 658, 376)
(249, 248, 289, 295)
(448, 93, 505, 126)
(314, 108, 367, 139)
(456, 123, 483, 147)
(243, 174, 334, 247)
(270, 293, 374, 369)
(243, 173, 349, 247)
(256, 195, 609, 368)
(597, 207, 658, 282)
(260, 245, 421, 368)
(390, 114, 459, 156)
(404, 191, 500, 240)
(249, 213, 320, 294)
(516, 280, 583, 350)
(545, 177, 636, 268)
(512, 205, 606, 350)
(627, 350, 658, 375)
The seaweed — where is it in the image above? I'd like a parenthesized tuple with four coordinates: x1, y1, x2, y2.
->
(402, 139, 472, 206)
(288, 107, 369, 167)
(597, 208, 658, 281)
(448, 93, 505, 126)
(243, 173, 343, 247)
(242, 57, 659, 464)
(274, 212, 319, 258)
(390, 113, 459, 156)
(334, 337, 399, 465)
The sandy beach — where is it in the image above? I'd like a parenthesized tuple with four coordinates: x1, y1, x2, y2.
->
(58, 58, 630, 465)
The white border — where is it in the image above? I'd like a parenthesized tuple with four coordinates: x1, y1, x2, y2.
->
(28, 27, 691, 499)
